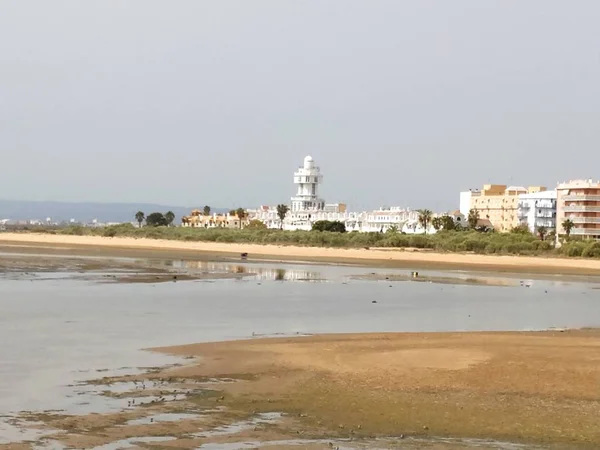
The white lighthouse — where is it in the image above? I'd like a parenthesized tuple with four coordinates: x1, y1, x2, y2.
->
(291, 155, 325, 212)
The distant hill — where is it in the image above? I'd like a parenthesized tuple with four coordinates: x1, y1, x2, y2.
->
(0, 200, 228, 224)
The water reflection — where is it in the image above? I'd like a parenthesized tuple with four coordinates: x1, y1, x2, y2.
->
(171, 260, 325, 282)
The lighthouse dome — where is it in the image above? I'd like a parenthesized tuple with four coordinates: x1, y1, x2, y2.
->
(303, 155, 314, 169)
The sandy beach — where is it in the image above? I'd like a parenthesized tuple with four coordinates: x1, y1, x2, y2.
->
(2, 232, 600, 275)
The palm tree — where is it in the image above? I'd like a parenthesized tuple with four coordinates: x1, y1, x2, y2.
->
(386, 224, 399, 234)
(536, 225, 547, 241)
(135, 211, 145, 228)
(562, 219, 575, 239)
(235, 208, 247, 229)
(467, 209, 480, 229)
(164, 211, 175, 227)
(203, 205, 211, 216)
(417, 209, 433, 234)
(431, 216, 442, 232)
(276, 204, 290, 230)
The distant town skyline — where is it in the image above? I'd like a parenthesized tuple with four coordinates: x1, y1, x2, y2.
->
(2, 1, 600, 211)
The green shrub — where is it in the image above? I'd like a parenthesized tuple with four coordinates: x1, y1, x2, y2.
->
(561, 242, 586, 257)
(103, 227, 117, 237)
(35, 224, 589, 259)
(462, 238, 487, 252)
(484, 242, 503, 254)
(312, 220, 346, 233)
(408, 235, 430, 248)
(582, 242, 600, 258)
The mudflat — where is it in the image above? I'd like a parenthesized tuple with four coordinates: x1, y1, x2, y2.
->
(3, 232, 600, 275)
(150, 330, 600, 447)
(16, 331, 600, 449)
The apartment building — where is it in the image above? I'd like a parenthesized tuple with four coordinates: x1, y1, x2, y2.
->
(460, 184, 547, 232)
(517, 190, 557, 233)
(181, 210, 249, 229)
(556, 179, 600, 240)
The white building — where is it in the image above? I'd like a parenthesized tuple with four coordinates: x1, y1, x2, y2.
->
(291, 156, 324, 212)
(361, 207, 419, 233)
(459, 191, 472, 217)
(517, 190, 557, 233)
(247, 155, 429, 233)
(248, 156, 355, 231)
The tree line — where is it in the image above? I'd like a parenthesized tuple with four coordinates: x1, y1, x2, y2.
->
(135, 205, 577, 241)
(134, 211, 175, 227)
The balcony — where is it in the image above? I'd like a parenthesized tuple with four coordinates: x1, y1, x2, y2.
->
(563, 205, 600, 213)
(569, 217, 600, 224)
(570, 228, 600, 236)
(562, 195, 600, 201)
(534, 220, 555, 228)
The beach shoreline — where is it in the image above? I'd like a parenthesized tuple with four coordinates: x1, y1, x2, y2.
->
(2, 232, 600, 275)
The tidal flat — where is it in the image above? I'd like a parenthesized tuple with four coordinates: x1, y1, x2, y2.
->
(1, 245, 600, 449)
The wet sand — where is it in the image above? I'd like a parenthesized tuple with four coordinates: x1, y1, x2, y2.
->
(3, 232, 600, 275)
(18, 330, 600, 449)
(0, 252, 250, 283)
(152, 330, 600, 446)
(349, 272, 519, 286)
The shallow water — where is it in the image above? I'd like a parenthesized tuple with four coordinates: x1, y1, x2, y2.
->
(194, 437, 533, 450)
(0, 417, 59, 444)
(1, 259, 599, 419)
(92, 435, 176, 450)
(194, 412, 282, 438)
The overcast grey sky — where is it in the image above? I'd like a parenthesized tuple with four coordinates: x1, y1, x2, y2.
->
(1, 1, 599, 211)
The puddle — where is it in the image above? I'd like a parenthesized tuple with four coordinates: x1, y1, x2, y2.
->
(171, 261, 326, 282)
(425, 437, 535, 449)
(91, 436, 176, 450)
(0, 417, 58, 444)
(350, 271, 517, 287)
(205, 378, 237, 384)
(58, 379, 188, 415)
(250, 332, 313, 339)
(196, 437, 537, 450)
(33, 440, 69, 450)
(72, 381, 139, 394)
(126, 412, 201, 425)
(194, 412, 282, 438)
(196, 439, 357, 450)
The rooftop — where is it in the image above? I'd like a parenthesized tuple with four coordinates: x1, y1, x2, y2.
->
(557, 179, 600, 189)
(519, 190, 557, 199)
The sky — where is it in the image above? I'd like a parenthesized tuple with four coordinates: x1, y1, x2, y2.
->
(1, 1, 600, 212)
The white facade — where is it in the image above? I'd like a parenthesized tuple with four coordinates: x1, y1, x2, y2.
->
(517, 190, 557, 233)
(361, 207, 419, 233)
(459, 191, 472, 217)
(401, 220, 436, 234)
(248, 156, 352, 230)
(246, 155, 433, 233)
(291, 156, 324, 212)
